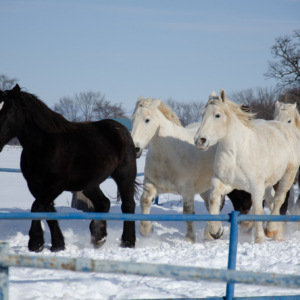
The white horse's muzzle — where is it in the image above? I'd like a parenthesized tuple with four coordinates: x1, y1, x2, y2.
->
(195, 137, 209, 151)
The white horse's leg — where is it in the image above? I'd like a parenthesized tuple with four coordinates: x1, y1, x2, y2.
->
(264, 187, 275, 211)
(252, 188, 266, 244)
(183, 194, 196, 243)
(207, 177, 231, 239)
(200, 190, 214, 240)
(201, 190, 226, 240)
(139, 181, 157, 237)
(265, 173, 295, 240)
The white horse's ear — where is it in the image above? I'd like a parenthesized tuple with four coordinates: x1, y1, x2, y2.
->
(219, 89, 226, 102)
(292, 102, 297, 110)
(275, 101, 281, 108)
(209, 91, 216, 100)
(152, 98, 161, 109)
(138, 96, 143, 100)
(0, 101, 3, 111)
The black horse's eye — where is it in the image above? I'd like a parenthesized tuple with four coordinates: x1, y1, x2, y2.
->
(215, 114, 221, 118)
(145, 119, 150, 123)
(288, 119, 292, 123)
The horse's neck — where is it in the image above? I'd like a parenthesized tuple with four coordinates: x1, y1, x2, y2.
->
(150, 114, 191, 155)
(218, 116, 251, 153)
(18, 121, 47, 150)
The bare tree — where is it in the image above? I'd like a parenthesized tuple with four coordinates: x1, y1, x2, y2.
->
(54, 91, 128, 122)
(265, 29, 300, 90)
(75, 91, 105, 121)
(166, 99, 204, 126)
(277, 86, 300, 106)
(229, 87, 277, 120)
(54, 97, 81, 122)
(0, 74, 18, 91)
(94, 99, 127, 119)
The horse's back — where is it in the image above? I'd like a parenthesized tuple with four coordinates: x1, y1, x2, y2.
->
(66, 119, 136, 190)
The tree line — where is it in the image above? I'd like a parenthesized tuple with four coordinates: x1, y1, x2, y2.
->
(0, 76, 127, 122)
(1, 29, 299, 126)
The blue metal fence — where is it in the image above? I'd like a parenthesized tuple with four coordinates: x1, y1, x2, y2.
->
(0, 167, 300, 299)
(0, 212, 300, 300)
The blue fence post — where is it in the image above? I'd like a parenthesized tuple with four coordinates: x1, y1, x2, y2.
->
(0, 242, 9, 300)
(225, 211, 240, 300)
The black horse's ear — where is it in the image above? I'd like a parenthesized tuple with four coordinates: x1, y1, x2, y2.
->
(11, 84, 21, 98)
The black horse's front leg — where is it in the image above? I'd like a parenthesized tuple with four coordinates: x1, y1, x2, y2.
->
(28, 200, 46, 252)
(28, 219, 45, 252)
(28, 200, 65, 252)
(46, 202, 65, 252)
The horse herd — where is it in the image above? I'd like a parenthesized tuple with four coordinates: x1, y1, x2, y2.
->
(0, 84, 300, 252)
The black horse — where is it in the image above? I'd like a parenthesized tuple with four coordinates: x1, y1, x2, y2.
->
(0, 84, 137, 252)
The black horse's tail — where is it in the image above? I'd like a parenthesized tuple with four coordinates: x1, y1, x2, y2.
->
(116, 179, 144, 203)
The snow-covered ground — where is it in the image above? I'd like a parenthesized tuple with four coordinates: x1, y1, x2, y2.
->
(1, 146, 300, 299)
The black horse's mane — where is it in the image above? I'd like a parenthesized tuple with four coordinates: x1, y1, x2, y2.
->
(19, 91, 77, 134)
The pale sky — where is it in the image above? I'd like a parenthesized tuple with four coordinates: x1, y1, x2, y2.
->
(1, 0, 299, 114)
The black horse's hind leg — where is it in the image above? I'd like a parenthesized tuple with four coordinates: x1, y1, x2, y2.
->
(46, 202, 65, 252)
(111, 169, 136, 248)
(227, 190, 254, 233)
(83, 187, 110, 248)
(28, 200, 65, 252)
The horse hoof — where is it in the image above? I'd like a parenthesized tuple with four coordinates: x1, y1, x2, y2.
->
(274, 236, 284, 242)
(139, 222, 154, 238)
(209, 226, 223, 239)
(28, 241, 44, 253)
(264, 228, 278, 238)
(240, 227, 252, 235)
(185, 238, 196, 244)
(239, 221, 254, 232)
(120, 240, 135, 248)
(255, 237, 265, 244)
(50, 245, 65, 252)
(92, 237, 106, 249)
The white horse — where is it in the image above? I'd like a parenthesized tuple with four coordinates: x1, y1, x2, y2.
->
(131, 96, 218, 242)
(273, 101, 300, 213)
(194, 89, 300, 243)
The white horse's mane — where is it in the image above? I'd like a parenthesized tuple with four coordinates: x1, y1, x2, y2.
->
(132, 97, 182, 127)
(206, 96, 255, 128)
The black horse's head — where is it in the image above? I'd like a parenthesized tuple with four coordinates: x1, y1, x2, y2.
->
(0, 84, 24, 151)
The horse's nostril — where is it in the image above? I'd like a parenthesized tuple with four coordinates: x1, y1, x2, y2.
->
(200, 138, 206, 144)
(135, 147, 140, 153)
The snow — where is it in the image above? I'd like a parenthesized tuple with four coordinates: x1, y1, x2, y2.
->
(1, 146, 300, 299)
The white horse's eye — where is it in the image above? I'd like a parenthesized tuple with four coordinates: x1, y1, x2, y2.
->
(145, 119, 150, 123)
(215, 114, 221, 118)
(288, 119, 292, 123)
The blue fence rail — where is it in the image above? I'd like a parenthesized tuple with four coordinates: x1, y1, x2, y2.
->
(0, 212, 300, 300)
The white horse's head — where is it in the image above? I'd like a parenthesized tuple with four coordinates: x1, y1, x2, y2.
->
(274, 101, 298, 126)
(131, 97, 162, 158)
(131, 96, 182, 158)
(194, 90, 229, 150)
(194, 89, 254, 150)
